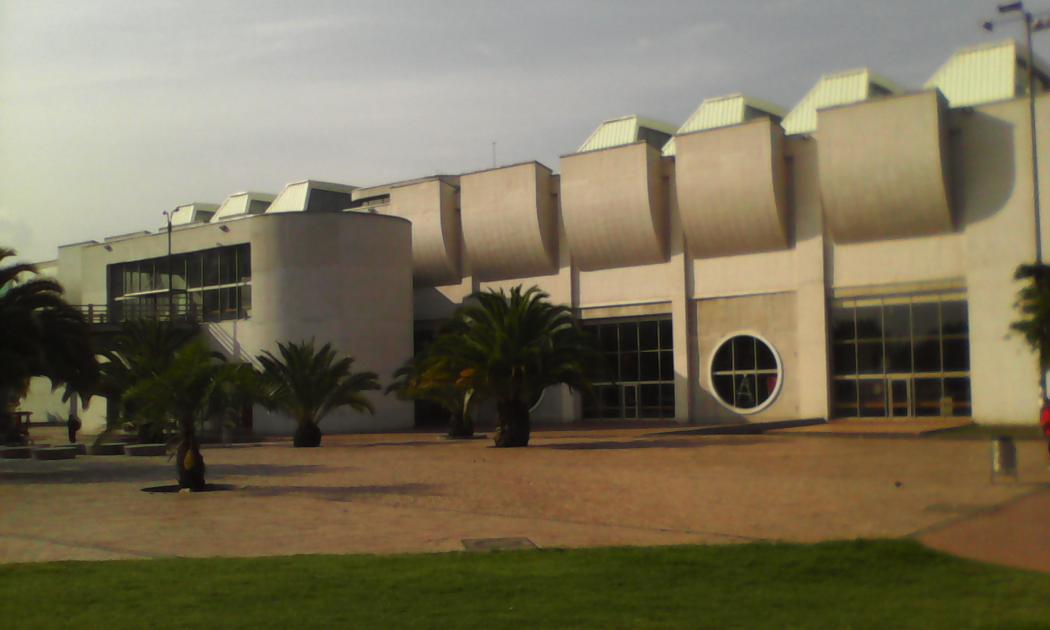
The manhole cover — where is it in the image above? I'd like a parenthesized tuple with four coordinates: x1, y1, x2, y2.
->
(461, 537, 537, 551)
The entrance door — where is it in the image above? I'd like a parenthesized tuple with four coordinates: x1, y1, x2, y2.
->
(888, 378, 911, 418)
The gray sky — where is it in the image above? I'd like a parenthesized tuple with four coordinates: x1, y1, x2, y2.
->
(1, 0, 1045, 262)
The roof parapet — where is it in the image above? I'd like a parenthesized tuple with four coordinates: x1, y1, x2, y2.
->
(663, 93, 785, 156)
(576, 115, 677, 153)
(782, 68, 901, 135)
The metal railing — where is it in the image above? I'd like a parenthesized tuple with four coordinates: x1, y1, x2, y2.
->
(74, 302, 200, 325)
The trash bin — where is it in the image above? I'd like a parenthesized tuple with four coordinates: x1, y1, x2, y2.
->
(990, 435, 1018, 482)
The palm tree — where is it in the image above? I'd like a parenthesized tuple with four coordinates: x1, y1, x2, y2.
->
(433, 285, 601, 448)
(258, 340, 381, 447)
(98, 319, 199, 442)
(0, 247, 97, 443)
(1013, 263, 1050, 391)
(123, 339, 234, 490)
(387, 344, 476, 438)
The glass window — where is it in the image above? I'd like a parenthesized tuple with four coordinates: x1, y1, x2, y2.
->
(883, 304, 910, 340)
(831, 307, 856, 343)
(855, 306, 882, 340)
(941, 301, 969, 336)
(581, 316, 674, 419)
(620, 323, 638, 351)
(639, 321, 659, 351)
(204, 251, 220, 286)
(187, 253, 203, 288)
(911, 302, 939, 338)
(219, 248, 237, 285)
(832, 343, 856, 376)
(710, 334, 781, 412)
(237, 245, 251, 283)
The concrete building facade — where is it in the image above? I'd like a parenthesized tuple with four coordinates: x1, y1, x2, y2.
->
(22, 40, 1049, 432)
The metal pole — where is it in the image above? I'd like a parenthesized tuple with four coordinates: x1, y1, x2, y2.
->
(167, 212, 174, 321)
(1026, 11, 1044, 265)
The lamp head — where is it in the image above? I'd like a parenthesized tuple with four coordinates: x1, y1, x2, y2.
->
(982, 19, 996, 31)
(998, 1, 1025, 14)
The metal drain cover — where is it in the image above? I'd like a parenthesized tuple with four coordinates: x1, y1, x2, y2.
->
(461, 537, 537, 551)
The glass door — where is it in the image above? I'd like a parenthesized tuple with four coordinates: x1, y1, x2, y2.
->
(889, 378, 911, 418)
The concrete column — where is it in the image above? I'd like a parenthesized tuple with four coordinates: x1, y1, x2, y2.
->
(667, 165, 694, 423)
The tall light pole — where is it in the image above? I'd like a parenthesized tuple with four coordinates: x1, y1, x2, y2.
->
(162, 209, 174, 321)
(983, 2, 1050, 264)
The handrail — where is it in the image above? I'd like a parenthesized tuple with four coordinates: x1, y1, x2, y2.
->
(73, 302, 199, 325)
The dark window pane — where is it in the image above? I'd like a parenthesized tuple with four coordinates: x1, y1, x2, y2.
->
(732, 374, 759, 409)
(733, 336, 756, 370)
(187, 253, 203, 288)
(582, 393, 598, 419)
(620, 352, 638, 381)
(831, 307, 856, 342)
(220, 248, 237, 284)
(660, 351, 674, 381)
(155, 259, 169, 291)
(942, 338, 970, 372)
(833, 343, 857, 376)
(238, 246, 252, 283)
(855, 306, 882, 340)
(713, 375, 734, 407)
(109, 265, 124, 298)
(755, 373, 778, 407)
(756, 340, 777, 370)
(885, 340, 912, 373)
(240, 285, 252, 317)
(914, 378, 943, 417)
(203, 289, 220, 322)
(640, 384, 660, 407)
(639, 321, 659, 350)
(600, 325, 618, 352)
(944, 378, 971, 417)
(620, 323, 638, 351)
(941, 301, 969, 336)
(712, 344, 733, 373)
(914, 339, 941, 372)
(640, 352, 659, 381)
(883, 304, 910, 339)
(856, 341, 884, 374)
(858, 380, 887, 417)
(833, 380, 858, 417)
(171, 255, 187, 291)
(889, 380, 909, 417)
(603, 354, 619, 382)
(658, 320, 673, 350)
(204, 252, 220, 285)
(600, 385, 620, 411)
(912, 302, 939, 338)
(623, 385, 637, 417)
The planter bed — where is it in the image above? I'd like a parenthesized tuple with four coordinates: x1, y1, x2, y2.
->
(0, 446, 32, 459)
(124, 444, 167, 457)
(88, 443, 126, 456)
(32, 446, 78, 461)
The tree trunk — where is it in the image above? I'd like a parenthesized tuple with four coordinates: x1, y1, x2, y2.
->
(175, 424, 206, 490)
(293, 422, 322, 447)
(447, 409, 474, 438)
(494, 398, 530, 448)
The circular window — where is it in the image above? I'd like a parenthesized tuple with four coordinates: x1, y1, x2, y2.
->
(710, 334, 782, 413)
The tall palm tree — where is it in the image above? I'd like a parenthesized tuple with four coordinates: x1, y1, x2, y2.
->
(123, 338, 234, 490)
(0, 247, 97, 443)
(98, 319, 199, 441)
(434, 285, 601, 448)
(258, 340, 381, 447)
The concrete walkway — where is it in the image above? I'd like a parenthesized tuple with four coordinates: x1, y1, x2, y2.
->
(2, 427, 1048, 571)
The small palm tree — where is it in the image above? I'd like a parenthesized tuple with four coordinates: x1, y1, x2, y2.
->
(123, 339, 233, 490)
(388, 344, 476, 438)
(98, 319, 199, 442)
(258, 340, 381, 447)
(0, 247, 97, 443)
(434, 285, 601, 448)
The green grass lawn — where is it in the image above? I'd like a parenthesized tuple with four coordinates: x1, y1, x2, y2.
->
(4, 540, 1049, 629)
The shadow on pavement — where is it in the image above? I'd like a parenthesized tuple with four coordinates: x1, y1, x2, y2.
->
(539, 437, 766, 450)
(238, 483, 439, 502)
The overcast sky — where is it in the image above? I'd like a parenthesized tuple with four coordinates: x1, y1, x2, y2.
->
(1, 0, 1046, 262)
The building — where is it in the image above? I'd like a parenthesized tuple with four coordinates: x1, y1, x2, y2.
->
(22, 40, 1050, 432)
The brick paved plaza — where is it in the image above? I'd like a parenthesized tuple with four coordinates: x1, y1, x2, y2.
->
(2, 427, 1048, 572)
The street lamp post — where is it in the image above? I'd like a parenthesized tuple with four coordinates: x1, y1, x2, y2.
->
(984, 3, 1050, 403)
(162, 209, 174, 321)
(983, 2, 1050, 264)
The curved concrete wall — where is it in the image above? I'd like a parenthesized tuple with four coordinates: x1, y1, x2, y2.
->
(388, 179, 462, 286)
(818, 90, 953, 242)
(675, 118, 789, 257)
(460, 162, 557, 280)
(560, 142, 669, 271)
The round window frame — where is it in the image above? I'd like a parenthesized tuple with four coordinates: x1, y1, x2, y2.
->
(707, 331, 784, 415)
